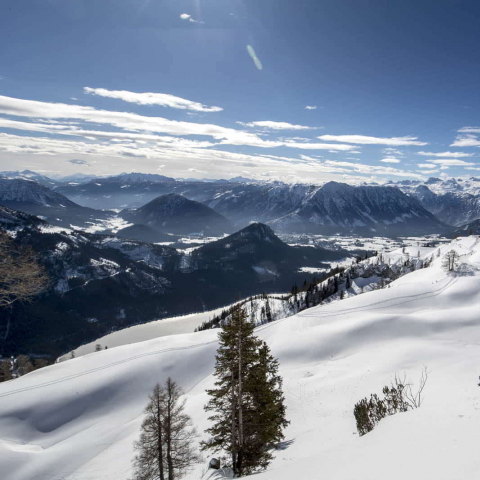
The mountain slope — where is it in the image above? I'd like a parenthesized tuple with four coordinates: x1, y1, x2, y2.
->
(1, 236, 480, 480)
(268, 181, 448, 235)
(1, 213, 345, 356)
(120, 193, 233, 235)
(397, 177, 480, 226)
(0, 169, 59, 187)
(450, 218, 480, 237)
(0, 178, 111, 228)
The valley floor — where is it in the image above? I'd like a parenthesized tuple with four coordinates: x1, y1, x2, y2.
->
(1, 237, 480, 480)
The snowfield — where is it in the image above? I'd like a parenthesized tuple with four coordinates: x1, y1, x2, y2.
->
(2, 237, 480, 480)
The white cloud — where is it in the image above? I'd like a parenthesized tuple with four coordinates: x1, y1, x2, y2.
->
(380, 157, 401, 164)
(0, 98, 357, 152)
(320, 159, 425, 179)
(383, 147, 404, 156)
(84, 87, 222, 113)
(418, 163, 436, 169)
(179, 13, 204, 24)
(305, 105, 317, 110)
(0, 95, 265, 145)
(318, 134, 428, 146)
(451, 134, 480, 147)
(417, 151, 474, 158)
(458, 126, 480, 134)
(426, 159, 476, 166)
(237, 121, 318, 131)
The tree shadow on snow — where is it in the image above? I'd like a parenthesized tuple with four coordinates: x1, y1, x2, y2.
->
(277, 438, 295, 450)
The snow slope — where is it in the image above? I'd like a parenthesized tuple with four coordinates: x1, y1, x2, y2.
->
(59, 306, 240, 360)
(2, 237, 480, 480)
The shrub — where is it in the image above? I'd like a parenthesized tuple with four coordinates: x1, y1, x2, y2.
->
(354, 367, 428, 436)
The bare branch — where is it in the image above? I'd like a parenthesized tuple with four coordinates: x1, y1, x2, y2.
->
(0, 230, 50, 308)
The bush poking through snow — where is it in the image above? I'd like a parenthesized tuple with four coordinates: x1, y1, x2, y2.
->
(354, 367, 429, 436)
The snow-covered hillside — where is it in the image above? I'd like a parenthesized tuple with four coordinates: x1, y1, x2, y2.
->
(2, 237, 480, 480)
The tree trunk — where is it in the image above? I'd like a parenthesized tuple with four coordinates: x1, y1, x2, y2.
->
(166, 393, 174, 480)
(237, 322, 243, 477)
(157, 401, 165, 480)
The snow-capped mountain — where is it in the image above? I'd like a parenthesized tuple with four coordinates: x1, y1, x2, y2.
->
(0, 169, 58, 187)
(0, 178, 112, 228)
(0, 178, 77, 206)
(120, 193, 233, 236)
(55, 174, 448, 236)
(208, 181, 447, 235)
(2, 235, 480, 480)
(395, 177, 480, 226)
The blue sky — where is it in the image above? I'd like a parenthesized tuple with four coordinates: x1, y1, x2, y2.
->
(0, 0, 479, 183)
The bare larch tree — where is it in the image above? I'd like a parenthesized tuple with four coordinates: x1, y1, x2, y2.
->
(442, 249, 460, 272)
(132, 378, 199, 480)
(0, 230, 50, 308)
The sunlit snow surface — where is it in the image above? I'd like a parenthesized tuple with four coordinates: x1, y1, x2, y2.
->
(2, 237, 480, 480)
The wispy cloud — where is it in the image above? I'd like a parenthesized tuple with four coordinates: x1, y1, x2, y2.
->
(458, 126, 480, 134)
(318, 134, 428, 146)
(451, 134, 480, 147)
(180, 13, 204, 24)
(237, 121, 318, 131)
(67, 159, 90, 166)
(417, 151, 474, 158)
(383, 147, 404, 156)
(84, 87, 222, 113)
(305, 105, 317, 110)
(0, 97, 357, 153)
(315, 158, 425, 179)
(425, 159, 476, 166)
(380, 157, 401, 164)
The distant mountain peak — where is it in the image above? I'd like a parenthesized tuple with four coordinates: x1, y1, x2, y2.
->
(121, 193, 232, 235)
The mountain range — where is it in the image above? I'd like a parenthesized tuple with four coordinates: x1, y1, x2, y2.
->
(6, 170, 480, 236)
(56, 174, 450, 236)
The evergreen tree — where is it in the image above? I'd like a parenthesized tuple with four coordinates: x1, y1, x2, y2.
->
(202, 307, 288, 476)
(265, 298, 273, 323)
(132, 379, 198, 480)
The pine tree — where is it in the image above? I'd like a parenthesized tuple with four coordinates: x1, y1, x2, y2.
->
(132, 379, 198, 480)
(202, 307, 288, 476)
(243, 342, 289, 471)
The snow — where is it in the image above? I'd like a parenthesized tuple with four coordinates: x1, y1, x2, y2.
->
(58, 306, 244, 361)
(2, 236, 480, 480)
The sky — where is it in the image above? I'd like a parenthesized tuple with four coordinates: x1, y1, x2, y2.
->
(0, 0, 479, 184)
